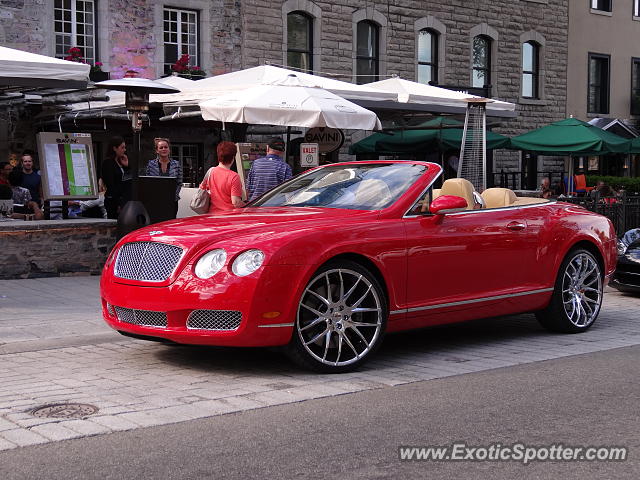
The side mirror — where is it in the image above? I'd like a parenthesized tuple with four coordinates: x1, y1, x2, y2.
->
(429, 195, 468, 215)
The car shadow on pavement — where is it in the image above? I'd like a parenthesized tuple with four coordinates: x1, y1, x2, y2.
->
(149, 312, 564, 374)
(152, 343, 300, 375)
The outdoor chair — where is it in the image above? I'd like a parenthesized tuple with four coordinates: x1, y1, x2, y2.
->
(573, 174, 595, 195)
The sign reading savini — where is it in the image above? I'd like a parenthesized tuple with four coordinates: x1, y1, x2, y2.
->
(303, 127, 344, 154)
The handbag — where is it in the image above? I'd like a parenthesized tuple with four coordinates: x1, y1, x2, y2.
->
(190, 168, 212, 214)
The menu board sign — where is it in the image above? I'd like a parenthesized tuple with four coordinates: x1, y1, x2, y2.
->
(37, 132, 98, 200)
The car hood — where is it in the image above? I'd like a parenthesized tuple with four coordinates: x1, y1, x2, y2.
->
(120, 206, 378, 252)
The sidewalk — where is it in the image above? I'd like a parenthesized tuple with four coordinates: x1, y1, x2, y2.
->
(0, 275, 638, 451)
(0, 275, 115, 354)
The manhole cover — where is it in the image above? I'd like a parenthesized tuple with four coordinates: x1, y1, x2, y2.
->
(31, 403, 99, 419)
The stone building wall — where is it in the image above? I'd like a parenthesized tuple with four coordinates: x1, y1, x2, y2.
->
(0, 0, 48, 52)
(0, 0, 570, 183)
(0, 220, 117, 279)
(242, 0, 570, 179)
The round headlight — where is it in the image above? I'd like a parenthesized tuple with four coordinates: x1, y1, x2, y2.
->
(194, 249, 227, 279)
(232, 249, 265, 277)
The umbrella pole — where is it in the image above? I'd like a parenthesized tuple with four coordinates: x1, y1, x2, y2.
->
(568, 156, 574, 195)
(286, 125, 291, 167)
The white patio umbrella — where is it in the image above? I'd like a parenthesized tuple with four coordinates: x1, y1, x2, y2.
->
(365, 77, 515, 115)
(160, 65, 399, 108)
(0, 45, 90, 89)
(198, 75, 381, 130)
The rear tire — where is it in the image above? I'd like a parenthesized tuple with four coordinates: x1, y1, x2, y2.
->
(285, 260, 387, 373)
(536, 248, 603, 333)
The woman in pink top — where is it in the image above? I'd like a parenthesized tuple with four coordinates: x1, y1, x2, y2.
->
(199, 141, 245, 213)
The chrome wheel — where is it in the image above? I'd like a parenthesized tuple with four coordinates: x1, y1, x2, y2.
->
(296, 266, 384, 368)
(537, 248, 603, 333)
(561, 252, 602, 328)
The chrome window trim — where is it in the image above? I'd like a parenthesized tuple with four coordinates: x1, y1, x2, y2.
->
(405, 193, 557, 218)
(390, 287, 553, 315)
(403, 169, 442, 218)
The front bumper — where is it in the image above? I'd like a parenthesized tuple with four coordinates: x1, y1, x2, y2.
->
(100, 264, 302, 347)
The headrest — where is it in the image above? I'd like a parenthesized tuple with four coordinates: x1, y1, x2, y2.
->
(481, 188, 517, 209)
(440, 178, 476, 209)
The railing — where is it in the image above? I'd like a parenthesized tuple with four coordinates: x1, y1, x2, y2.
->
(559, 192, 640, 237)
(432, 83, 491, 98)
(493, 170, 560, 191)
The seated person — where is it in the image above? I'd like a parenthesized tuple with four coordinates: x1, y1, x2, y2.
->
(539, 177, 552, 199)
(596, 184, 618, 205)
(8, 170, 44, 220)
(0, 184, 13, 218)
(68, 180, 107, 218)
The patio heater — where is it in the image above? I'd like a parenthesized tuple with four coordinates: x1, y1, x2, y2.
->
(458, 98, 490, 192)
(95, 78, 180, 237)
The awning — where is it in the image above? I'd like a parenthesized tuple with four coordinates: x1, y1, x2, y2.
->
(0, 45, 90, 89)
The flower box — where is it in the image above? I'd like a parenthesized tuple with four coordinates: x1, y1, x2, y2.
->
(90, 71, 110, 82)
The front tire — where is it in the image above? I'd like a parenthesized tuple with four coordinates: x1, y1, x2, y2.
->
(286, 260, 387, 373)
(536, 248, 603, 333)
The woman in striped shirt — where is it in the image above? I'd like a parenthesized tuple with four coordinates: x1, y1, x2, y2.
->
(145, 137, 183, 217)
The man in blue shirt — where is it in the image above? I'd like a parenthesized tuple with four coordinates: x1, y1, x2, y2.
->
(19, 152, 42, 205)
(246, 137, 292, 201)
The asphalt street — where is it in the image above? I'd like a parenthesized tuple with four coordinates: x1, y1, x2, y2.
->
(0, 345, 637, 480)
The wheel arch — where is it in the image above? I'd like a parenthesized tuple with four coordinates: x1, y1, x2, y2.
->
(565, 240, 605, 277)
(320, 252, 391, 309)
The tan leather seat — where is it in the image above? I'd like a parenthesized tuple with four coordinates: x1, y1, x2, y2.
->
(354, 179, 392, 208)
(512, 197, 550, 206)
(481, 188, 517, 209)
(439, 178, 476, 210)
(432, 188, 441, 200)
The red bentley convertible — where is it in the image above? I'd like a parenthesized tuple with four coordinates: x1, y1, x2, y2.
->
(100, 161, 617, 372)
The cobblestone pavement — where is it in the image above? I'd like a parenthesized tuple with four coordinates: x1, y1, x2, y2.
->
(0, 276, 638, 451)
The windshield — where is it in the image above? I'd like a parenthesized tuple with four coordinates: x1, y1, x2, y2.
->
(252, 163, 427, 210)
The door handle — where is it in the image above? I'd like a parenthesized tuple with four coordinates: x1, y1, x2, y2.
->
(506, 221, 526, 231)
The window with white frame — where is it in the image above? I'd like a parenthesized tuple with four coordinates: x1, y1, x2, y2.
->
(356, 20, 379, 85)
(54, 0, 96, 64)
(287, 11, 313, 72)
(591, 0, 612, 12)
(635, 0, 640, 16)
(417, 29, 438, 85)
(522, 41, 539, 98)
(163, 7, 199, 74)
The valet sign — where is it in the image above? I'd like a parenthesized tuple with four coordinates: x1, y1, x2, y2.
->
(300, 143, 319, 167)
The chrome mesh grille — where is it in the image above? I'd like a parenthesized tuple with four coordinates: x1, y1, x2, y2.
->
(114, 306, 167, 328)
(187, 310, 242, 331)
(114, 242, 183, 282)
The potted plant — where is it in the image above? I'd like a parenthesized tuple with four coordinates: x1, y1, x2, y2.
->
(89, 62, 109, 82)
(171, 54, 205, 79)
(64, 47, 109, 82)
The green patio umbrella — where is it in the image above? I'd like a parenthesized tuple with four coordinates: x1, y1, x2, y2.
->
(629, 135, 640, 154)
(349, 126, 509, 154)
(509, 118, 631, 155)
